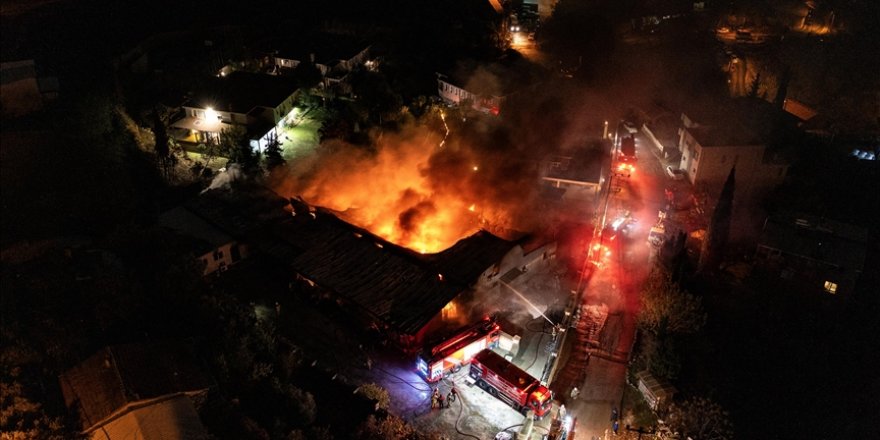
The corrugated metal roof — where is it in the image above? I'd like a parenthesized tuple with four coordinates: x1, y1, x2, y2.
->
(262, 210, 514, 335)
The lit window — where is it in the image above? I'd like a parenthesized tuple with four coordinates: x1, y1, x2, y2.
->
(824, 281, 837, 294)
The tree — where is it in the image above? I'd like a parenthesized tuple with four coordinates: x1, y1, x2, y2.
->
(660, 397, 734, 440)
(647, 336, 681, 381)
(0, 368, 71, 440)
(151, 108, 176, 178)
(639, 269, 707, 336)
(293, 61, 324, 90)
(220, 126, 260, 172)
(356, 414, 426, 440)
(355, 383, 391, 411)
(263, 133, 285, 171)
(699, 167, 735, 273)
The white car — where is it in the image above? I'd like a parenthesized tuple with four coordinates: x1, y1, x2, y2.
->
(666, 166, 686, 180)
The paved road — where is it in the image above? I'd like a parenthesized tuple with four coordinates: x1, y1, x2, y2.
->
(557, 127, 673, 439)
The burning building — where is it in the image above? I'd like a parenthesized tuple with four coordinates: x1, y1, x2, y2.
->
(254, 198, 524, 351)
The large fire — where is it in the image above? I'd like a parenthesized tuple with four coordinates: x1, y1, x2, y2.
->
(273, 121, 538, 253)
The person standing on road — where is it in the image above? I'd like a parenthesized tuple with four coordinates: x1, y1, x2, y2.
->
(570, 387, 580, 400)
(612, 420, 620, 435)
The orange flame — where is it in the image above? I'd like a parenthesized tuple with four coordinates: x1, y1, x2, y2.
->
(274, 128, 492, 253)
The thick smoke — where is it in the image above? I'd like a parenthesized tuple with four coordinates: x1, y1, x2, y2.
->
(272, 115, 543, 252)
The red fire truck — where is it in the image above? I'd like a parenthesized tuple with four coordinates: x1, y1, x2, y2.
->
(417, 318, 501, 382)
(469, 349, 553, 418)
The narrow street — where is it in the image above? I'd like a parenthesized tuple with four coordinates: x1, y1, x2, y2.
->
(552, 127, 677, 439)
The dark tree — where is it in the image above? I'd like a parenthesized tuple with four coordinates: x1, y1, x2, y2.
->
(699, 166, 736, 273)
(220, 126, 260, 172)
(668, 230, 689, 284)
(293, 61, 324, 90)
(152, 110, 170, 159)
(151, 109, 174, 178)
(263, 133, 285, 170)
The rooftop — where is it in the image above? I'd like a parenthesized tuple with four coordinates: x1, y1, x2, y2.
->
(159, 206, 234, 254)
(187, 71, 297, 114)
(758, 213, 869, 273)
(542, 146, 607, 184)
(687, 123, 762, 147)
(98, 395, 208, 440)
(59, 341, 213, 432)
(268, 34, 370, 67)
(252, 201, 515, 335)
(440, 54, 543, 98)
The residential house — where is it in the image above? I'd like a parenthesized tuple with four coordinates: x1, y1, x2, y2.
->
(437, 57, 542, 115)
(58, 341, 213, 440)
(754, 213, 868, 300)
(171, 71, 298, 152)
(268, 34, 371, 91)
(676, 109, 788, 206)
(160, 187, 290, 276)
(159, 205, 247, 276)
(541, 145, 609, 208)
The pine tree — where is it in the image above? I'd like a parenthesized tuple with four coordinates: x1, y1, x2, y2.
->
(699, 166, 735, 273)
(263, 133, 285, 170)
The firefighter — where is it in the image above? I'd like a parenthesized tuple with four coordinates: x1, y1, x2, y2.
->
(446, 391, 454, 407)
(449, 386, 458, 403)
(431, 388, 440, 409)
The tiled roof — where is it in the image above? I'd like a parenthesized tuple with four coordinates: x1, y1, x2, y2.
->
(59, 341, 212, 432)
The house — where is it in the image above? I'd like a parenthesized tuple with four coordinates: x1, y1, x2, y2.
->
(58, 341, 213, 439)
(268, 34, 371, 91)
(160, 187, 290, 276)
(437, 58, 542, 115)
(171, 71, 298, 152)
(541, 145, 609, 207)
(754, 213, 868, 300)
(676, 107, 789, 206)
(159, 205, 247, 276)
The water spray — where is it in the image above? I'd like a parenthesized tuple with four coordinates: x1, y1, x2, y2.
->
(500, 280, 555, 326)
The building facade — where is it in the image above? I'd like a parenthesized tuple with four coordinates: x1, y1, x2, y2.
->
(172, 72, 298, 152)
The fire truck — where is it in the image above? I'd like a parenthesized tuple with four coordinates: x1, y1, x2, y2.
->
(469, 349, 553, 418)
(417, 318, 501, 382)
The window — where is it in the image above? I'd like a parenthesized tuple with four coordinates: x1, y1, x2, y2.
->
(213, 250, 224, 261)
(694, 148, 700, 161)
(824, 281, 838, 294)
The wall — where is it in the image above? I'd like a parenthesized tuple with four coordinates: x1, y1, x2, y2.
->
(199, 242, 246, 275)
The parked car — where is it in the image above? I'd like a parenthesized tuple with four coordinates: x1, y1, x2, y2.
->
(666, 166, 686, 180)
